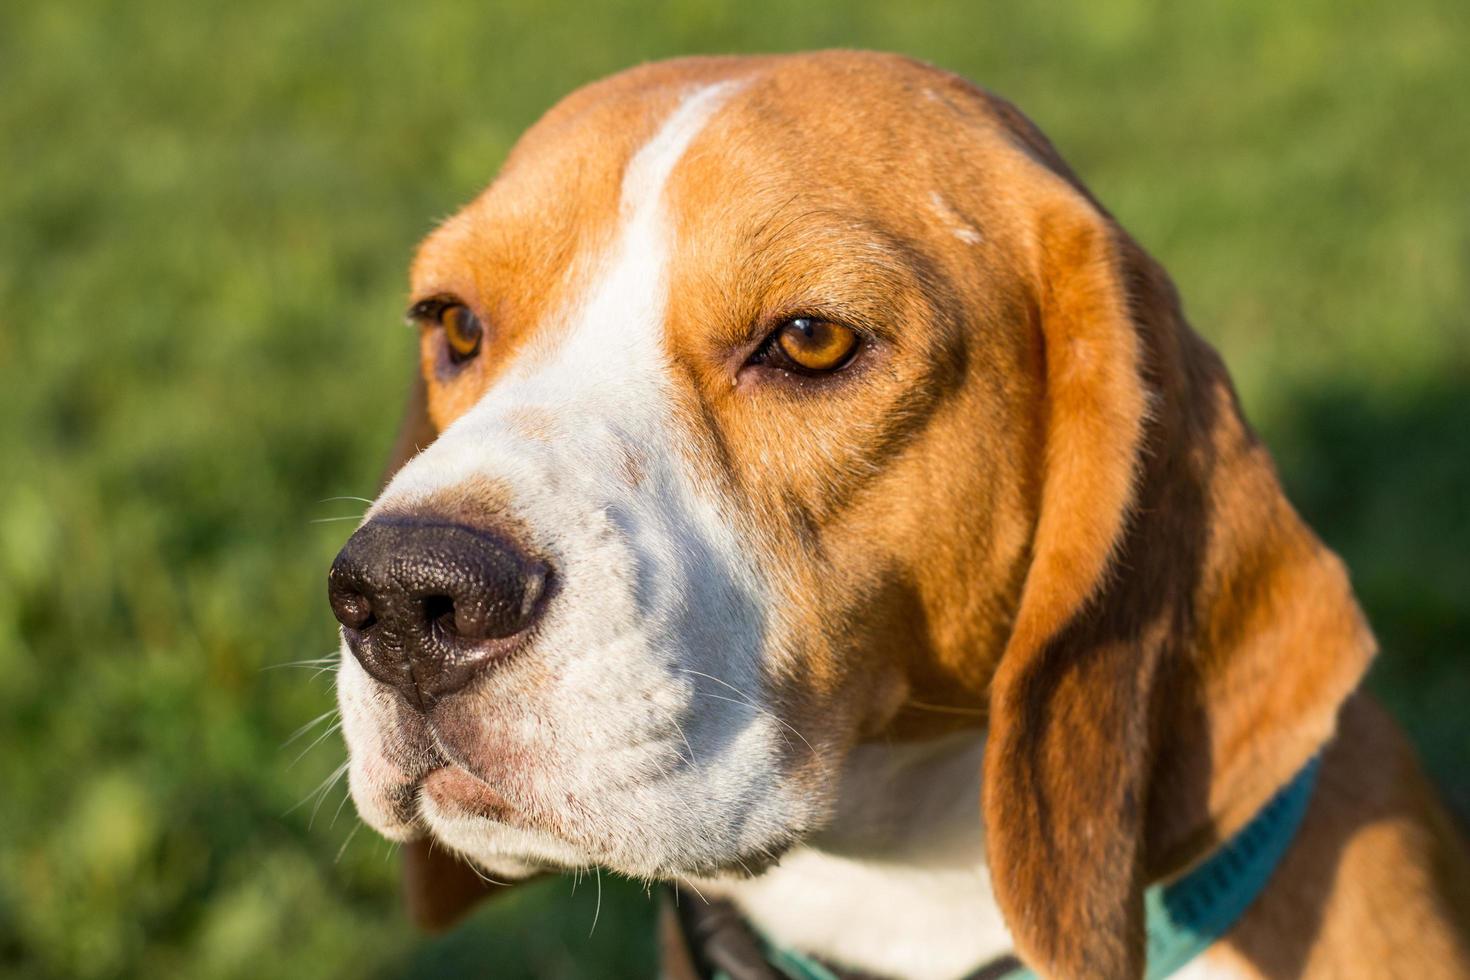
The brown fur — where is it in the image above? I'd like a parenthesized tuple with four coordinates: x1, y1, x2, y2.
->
(373, 51, 1470, 975)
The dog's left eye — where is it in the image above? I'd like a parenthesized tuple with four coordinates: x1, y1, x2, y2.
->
(751, 317, 860, 375)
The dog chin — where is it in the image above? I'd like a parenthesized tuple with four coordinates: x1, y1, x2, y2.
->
(420, 799, 590, 875)
(419, 790, 803, 882)
(670, 839, 796, 881)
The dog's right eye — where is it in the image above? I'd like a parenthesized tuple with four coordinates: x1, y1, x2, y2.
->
(440, 304, 483, 362)
(407, 298, 484, 364)
(745, 316, 861, 377)
(774, 317, 858, 373)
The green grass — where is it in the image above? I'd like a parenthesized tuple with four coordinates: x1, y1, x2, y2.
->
(2, 0, 1466, 976)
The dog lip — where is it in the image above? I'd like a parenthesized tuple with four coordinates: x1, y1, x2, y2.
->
(422, 766, 519, 821)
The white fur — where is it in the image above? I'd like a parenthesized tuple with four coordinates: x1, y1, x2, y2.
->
(928, 190, 983, 245)
(695, 732, 1014, 980)
(333, 78, 1256, 980)
(1172, 951, 1253, 980)
(339, 80, 835, 879)
(688, 733, 1257, 980)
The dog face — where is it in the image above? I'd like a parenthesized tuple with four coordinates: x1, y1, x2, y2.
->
(332, 51, 1373, 976)
(336, 52, 1046, 879)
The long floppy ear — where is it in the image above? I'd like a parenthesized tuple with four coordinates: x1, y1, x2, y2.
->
(981, 169, 1374, 977)
(375, 367, 515, 931)
(379, 369, 436, 488)
(401, 837, 506, 932)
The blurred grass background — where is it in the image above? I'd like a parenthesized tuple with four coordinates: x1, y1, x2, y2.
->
(1, 0, 1467, 976)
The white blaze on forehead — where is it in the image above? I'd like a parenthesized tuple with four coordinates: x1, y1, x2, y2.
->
(540, 79, 743, 398)
(359, 78, 813, 878)
(624, 80, 743, 230)
(385, 79, 746, 499)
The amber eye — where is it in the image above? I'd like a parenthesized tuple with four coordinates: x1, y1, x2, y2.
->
(440, 303, 483, 362)
(772, 317, 859, 373)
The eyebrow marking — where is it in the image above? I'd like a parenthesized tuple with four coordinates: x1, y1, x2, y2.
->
(928, 190, 983, 245)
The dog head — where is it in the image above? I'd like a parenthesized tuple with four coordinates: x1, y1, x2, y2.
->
(330, 51, 1374, 977)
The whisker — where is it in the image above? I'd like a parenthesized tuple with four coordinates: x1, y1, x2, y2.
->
(287, 759, 349, 818)
(681, 877, 709, 905)
(288, 720, 343, 768)
(676, 669, 775, 719)
(688, 690, 820, 762)
(589, 867, 603, 937)
(308, 663, 340, 682)
(282, 709, 339, 748)
(669, 717, 697, 770)
(335, 821, 362, 863)
(318, 496, 375, 505)
(330, 781, 356, 829)
(309, 514, 368, 525)
(262, 654, 340, 673)
(676, 668, 824, 763)
(308, 762, 352, 828)
(462, 861, 516, 888)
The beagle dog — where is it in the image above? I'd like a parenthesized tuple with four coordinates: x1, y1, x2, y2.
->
(328, 51, 1470, 979)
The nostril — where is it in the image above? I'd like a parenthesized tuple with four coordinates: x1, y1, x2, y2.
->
(329, 518, 553, 703)
(329, 587, 376, 632)
(422, 594, 455, 634)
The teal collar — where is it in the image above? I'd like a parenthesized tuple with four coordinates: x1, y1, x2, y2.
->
(703, 755, 1320, 980)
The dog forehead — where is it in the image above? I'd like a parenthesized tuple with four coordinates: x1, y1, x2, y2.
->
(410, 52, 1024, 290)
(409, 59, 752, 286)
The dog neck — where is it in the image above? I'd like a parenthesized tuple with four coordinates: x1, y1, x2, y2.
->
(689, 730, 1012, 980)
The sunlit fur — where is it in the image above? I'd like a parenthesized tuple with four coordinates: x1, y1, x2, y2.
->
(339, 52, 1470, 979)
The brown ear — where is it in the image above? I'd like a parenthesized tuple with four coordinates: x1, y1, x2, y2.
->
(401, 838, 507, 932)
(377, 367, 521, 930)
(379, 369, 437, 489)
(981, 181, 1374, 978)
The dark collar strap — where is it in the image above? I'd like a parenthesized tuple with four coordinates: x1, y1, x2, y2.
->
(665, 883, 790, 980)
(664, 755, 1320, 980)
(663, 884, 1021, 980)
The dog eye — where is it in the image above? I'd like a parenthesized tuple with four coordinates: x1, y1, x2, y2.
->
(766, 317, 859, 374)
(440, 304, 483, 362)
(406, 297, 485, 365)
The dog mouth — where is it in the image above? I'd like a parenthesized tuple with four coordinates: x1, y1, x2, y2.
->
(367, 745, 801, 881)
(420, 765, 519, 821)
(345, 667, 823, 879)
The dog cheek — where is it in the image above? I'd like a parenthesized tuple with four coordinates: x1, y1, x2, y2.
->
(336, 652, 434, 835)
(346, 756, 421, 840)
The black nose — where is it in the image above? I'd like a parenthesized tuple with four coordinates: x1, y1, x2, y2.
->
(327, 518, 550, 706)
